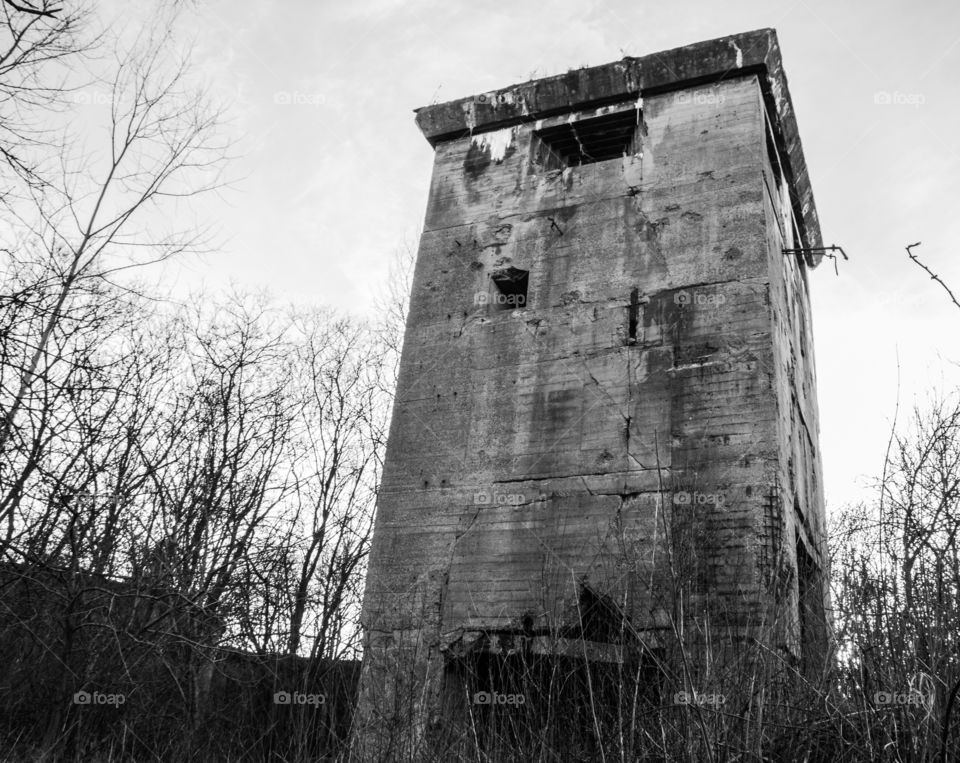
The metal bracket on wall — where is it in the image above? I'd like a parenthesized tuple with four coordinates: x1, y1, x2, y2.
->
(782, 245, 848, 275)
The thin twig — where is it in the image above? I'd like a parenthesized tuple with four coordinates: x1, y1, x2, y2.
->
(2, 0, 60, 18)
(906, 242, 960, 311)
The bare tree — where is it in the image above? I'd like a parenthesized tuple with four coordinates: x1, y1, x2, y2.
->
(375, 234, 417, 392)
(281, 310, 386, 660)
(0, 5, 406, 755)
(0, 5, 227, 518)
(0, 0, 93, 197)
(831, 393, 960, 761)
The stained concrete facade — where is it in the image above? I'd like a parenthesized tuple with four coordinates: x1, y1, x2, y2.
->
(355, 28, 830, 755)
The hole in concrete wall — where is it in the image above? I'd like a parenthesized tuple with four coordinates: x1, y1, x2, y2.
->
(533, 109, 639, 168)
(795, 531, 826, 675)
(563, 585, 628, 643)
(490, 267, 528, 311)
(627, 287, 639, 344)
(440, 642, 663, 755)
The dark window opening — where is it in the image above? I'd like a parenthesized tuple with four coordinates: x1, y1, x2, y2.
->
(439, 641, 663, 757)
(534, 109, 639, 168)
(490, 267, 528, 311)
(561, 585, 629, 644)
(796, 532, 827, 676)
(628, 287, 639, 344)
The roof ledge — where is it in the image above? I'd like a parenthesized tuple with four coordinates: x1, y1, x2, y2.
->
(414, 28, 822, 259)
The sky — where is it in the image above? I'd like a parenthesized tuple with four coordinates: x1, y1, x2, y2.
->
(91, 0, 960, 517)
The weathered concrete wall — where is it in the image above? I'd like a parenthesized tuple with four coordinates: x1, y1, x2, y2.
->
(354, 31, 829, 755)
(761, 111, 831, 661)
(414, 28, 822, 266)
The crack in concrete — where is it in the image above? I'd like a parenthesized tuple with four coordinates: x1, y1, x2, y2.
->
(491, 468, 669, 486)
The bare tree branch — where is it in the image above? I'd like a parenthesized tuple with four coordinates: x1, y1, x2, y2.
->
(2, 0, 61, 19)
(907, 242, 960, 311)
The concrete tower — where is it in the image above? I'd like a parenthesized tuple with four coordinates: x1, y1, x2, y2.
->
(355, 28, 830, 757)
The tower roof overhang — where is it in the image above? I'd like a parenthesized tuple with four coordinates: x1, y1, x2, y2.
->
(414, 28, 823, 265)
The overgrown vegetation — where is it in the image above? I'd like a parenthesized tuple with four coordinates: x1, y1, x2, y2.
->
(355, 394, 960, 761)
(2, 2, 959, 761)
(0, 2, 391, 759)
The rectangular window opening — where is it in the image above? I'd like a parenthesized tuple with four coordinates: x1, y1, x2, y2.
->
(440, 637, 663, 755)
(534, 109, 639, 168)
(628, 287, 639, 344)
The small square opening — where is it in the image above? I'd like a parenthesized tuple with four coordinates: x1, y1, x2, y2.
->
(490, 267, 528, 311)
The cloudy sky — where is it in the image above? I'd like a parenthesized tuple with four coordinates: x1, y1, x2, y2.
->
(95, 0, 959, 516)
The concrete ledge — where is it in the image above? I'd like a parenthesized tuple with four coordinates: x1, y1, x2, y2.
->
(414, 28, 822, 258)
(442, 633, 665, 663)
